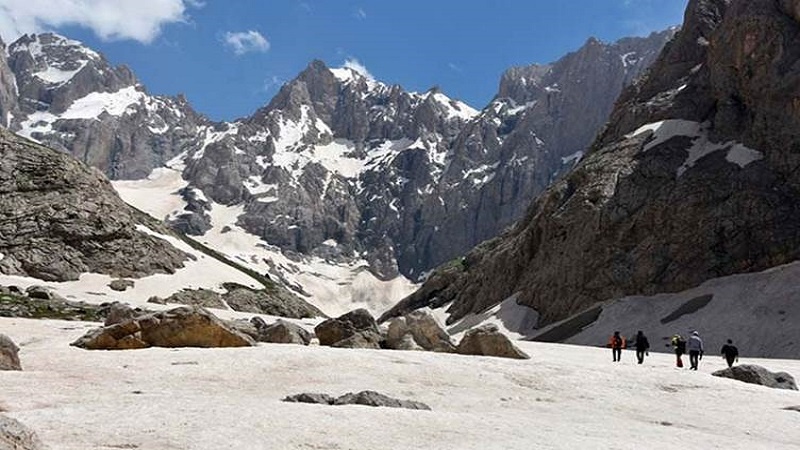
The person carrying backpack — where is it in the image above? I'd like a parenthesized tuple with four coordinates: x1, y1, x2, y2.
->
(608, 331, 626, 362)
(671, 334, 686, 368)
(634, 330, 650, 364)
(720, 339, 739, 368)
(687, 331, 704, 370)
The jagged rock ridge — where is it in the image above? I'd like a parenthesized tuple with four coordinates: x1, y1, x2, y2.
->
(384, 0, 800, 330)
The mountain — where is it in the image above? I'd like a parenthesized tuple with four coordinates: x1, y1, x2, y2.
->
(3, 33, 205, 179)
(384, 0, 800, 356)
(0, 30, 672, 317)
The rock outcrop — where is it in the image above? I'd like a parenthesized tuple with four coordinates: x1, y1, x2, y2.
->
(712, 365, 798, 390)
(0, 127, 188, 281)
(0, 334, 21, 370)
(257, 319, 313, 345)
(385, 310, 455, 352)
(71, 306, 255, 350)
(387, 0, 800, 333)
(0, 415, 45, 450)
(283, 390, 431, 410)
(314, 308, 382, 348)
(455, 325, 530, 360)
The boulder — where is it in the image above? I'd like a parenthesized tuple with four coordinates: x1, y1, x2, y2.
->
(0, 415, 45, 450)
(108, 279, 135, 291)
(712, 365, 797, 390)
(330, 332, 382, 349)
(260, 320, 313, 345)
(104, 302, 140, 326)
(456, 324, 530, 359)
(71, 306, 255, 350)
(386, 310, 454, 352)
(314, 308, 381, 347)
(283, 390, 430, 410)
(25, 286, 59, 301)
(0, 334, 21, 370)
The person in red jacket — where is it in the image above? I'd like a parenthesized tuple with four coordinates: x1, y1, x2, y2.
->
(608, 331, 626, 362)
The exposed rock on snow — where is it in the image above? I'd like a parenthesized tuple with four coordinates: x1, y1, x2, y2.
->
(0, 415, 44, 450)
(283, 390, 431, 411)
(108, 279, 135, 292)
(0, 288, 108, 322)
(0, 333, 21, 370)
(456, 324, 529, 360)
(712, 365, 798, 390)
(258, 319, 312, 345)
(314, 308, 382, 348)
(71, 306, 255, 350)
(385, 310, 455, 353)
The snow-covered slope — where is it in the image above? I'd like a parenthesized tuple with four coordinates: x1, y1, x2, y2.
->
(1, 317, 798, 449)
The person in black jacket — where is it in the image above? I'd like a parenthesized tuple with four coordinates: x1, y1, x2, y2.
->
(634, 330, 650, 364)
(720, 339, 739, 368)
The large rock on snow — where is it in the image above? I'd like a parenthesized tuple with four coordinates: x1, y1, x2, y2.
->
(712, 365, 797, 390)
(0, 334, 21, 370)
(386, 310, 455, 352)
(259, 319, 313, 345)
(456, 324, 529, 360)
(283, 390, 431, 410)
(314, 308, 382, 348)
(103, 302, 142, 326)
(71, 306, 255, 350)
(0, 415, 45, 450)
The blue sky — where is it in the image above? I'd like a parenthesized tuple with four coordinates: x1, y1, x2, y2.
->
(0, 0, 688, 121)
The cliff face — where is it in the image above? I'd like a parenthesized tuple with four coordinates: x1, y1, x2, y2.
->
(383, 0, 800, 327)
(0, 128, 188, 281)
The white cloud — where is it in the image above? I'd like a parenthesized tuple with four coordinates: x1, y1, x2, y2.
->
(448, 62, 463, 73)
(343, 58, 373, 81)
(0, 0, 197, 44)
(223, 30, 270, 55)
(355, 8, 367, 20)
(263, 75, 285, 92)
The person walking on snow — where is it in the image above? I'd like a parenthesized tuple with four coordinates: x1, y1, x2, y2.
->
(609, 331, 626, 362)
(687, 331, 704, 370)
(671, 334, 686, 368)
(720, 339, 739, 368)
(634, 330, 650, 364)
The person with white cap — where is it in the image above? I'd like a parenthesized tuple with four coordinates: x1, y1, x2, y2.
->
(687, 331, 704, 370)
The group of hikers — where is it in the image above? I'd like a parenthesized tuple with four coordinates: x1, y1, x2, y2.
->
(608, 330, 740, 369)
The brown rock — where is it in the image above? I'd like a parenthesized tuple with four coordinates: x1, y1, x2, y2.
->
(386, 310, 454, 352)
(0, 334, 21, 370)
(456, 324, 529, 359)
(314, 308, 380, 347)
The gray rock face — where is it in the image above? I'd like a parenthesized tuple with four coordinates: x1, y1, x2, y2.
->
(0, 415, 45, 450)
(455, 324, 530, 360)
(0, 38, 18, 128)
(4, 33, 205, 180)
(385, 310, 455, 352)
(0, 127, 188, 281)
(391, 0, 800, 330)
(712, 365, 797, 390)
(71, 306, 255, 350)
(0, 333, 21, 370)
(283, 390, 431, 410)
(314, 308, 382, 348)
(258, 319, 312, 345)
(104, 302, 140, 326)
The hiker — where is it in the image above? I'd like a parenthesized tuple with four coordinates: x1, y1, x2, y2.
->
(687, 331, 704, 370)
(634, 330, 650, 364)
(608, 331, 626, 362)
(671, 334, 686, 368)
(720, 339, 739, 368)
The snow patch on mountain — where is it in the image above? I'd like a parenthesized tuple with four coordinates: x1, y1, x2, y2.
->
(628, 120, 764, 176)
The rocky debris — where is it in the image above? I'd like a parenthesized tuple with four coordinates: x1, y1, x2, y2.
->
(0, 128, 188, 282)
(283, 390, 431, 410)
(456, 324, 530, 360)
(385, 310, 455, 352)
(394, 0, 800, 332)
(0, 415, 45, 450)
(0, 289, 109, 322)
(148, 288, 226, 309)
(108, 279, 135, 292)
(712, 365, 797, 391)
(0, 334, 21, 370)
(24, 286, 62, 301)
(220, 283, 323, 319)
(314, 309, 383, 348)
(258, 319, 312, 345)
(71, 306, 255, 350)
